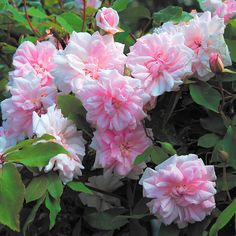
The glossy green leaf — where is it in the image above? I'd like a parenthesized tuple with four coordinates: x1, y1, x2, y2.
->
(209, 199, 236, 236)
(198, 133, 221, 148)
(6, 142, 68, 167)
(45, 193, 61, 230)
(134, 146, 153, 165)
(151, 146, 168, 165)
(112, 0, 129, 12)
(189, 82, 221, 113)
(4, 134, 54, 155)
(67, 181, 93, 194)
(158, 142, 177, 155)
(0, 163, 25, 231)
(28, 7, 47, 19)
(25, 175, 48, 203)
(47, 173, 64, 199)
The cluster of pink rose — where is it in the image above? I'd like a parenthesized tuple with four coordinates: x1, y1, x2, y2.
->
(1, 0, 234, 228)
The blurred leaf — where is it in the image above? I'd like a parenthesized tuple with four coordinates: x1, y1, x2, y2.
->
(56, 12, 82, 33)
(151, 146, 168, 165)
(84, 212, 128, 230)
(44, 0, 58, 7)
(209, 199, 236, 236)
(153, 6, 182, 24)
(57, 95, 91, 133)
(189, 82, 221, 113)
(67, 181, 93, 194)
(200, 112, 226, 135)
(217, 173, 236, 191)
(45, 193, 61, 230)
(134, 146, 153, 165)
(226, 39, 236, 62)
(221, 126, 236, 169)
(25, 175, 48, 203)
(7, 5, 27, 25)
(19, 35, 38, 43)
(47, 173, 64, 199)
(0, 0, 9, 10)
(0, 42, 16, 54)
(198, 133, 221, 148)
(112, 0, 129, 12)
(28, 7, 47, 18)
(158, 142, 177, 155)
(23, 196, 45, 236)
(6, 142, 68, 167)
(130, 220, 147, 236)
(0, 163, 25, 232)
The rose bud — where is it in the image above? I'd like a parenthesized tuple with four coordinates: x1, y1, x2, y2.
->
(96, 7, 123, 34)
(210, 52, 225, 73)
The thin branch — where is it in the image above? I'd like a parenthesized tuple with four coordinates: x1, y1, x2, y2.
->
(81, 0, 86, 32)
(23, 0, 41, 36)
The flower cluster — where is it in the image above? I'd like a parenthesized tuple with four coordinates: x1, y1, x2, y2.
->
(1, 3, 227, 228)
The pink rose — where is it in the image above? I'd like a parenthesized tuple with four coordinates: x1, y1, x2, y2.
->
(139, 154, 217, 228)
(96, 7, 121, 34)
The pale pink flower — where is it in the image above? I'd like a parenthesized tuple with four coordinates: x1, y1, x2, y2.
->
(53, 31, 126, 94)
(78, 70, 149, 131)
(33, 104, 86, 183)
(10, 41, 57, 86)
(184, 12, 231, 80)
(75, 0, 102, 9)
(1, 74, 57, 137)
(91, 125, 151, 176)
(214, 0, 236, 23)
(79, 170, 123, 211)
(127, 32, 194, 96)
(96, 7, 121, 34)
(139, 154, 217, 228)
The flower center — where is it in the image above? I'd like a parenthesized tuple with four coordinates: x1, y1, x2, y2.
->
(32, 63, 46, 75)
(146, 54, 166, 78)
(120, 143, 130, 157)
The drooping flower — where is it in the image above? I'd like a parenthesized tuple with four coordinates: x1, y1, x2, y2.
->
(126, 32, 194, 96)
(214, 0, 236, 23)
(53, 31, 126, 94)
(79, 170, 123, 211)
(139, 154, 217, 228)
(9, 41, 57, 86)
(75, 0, 102, 9)
(91, 125, 151, 176)
(1, 74, 57, 137)
(32, 104, 86, 183)
(78, 70, 149, 131)
(96, 7, 122, 34)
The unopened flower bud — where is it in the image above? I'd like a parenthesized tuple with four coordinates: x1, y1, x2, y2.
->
(210, 53, 224, 73)
(218, 150, 229, 162)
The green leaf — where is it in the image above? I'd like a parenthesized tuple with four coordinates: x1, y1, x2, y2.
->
(198, 133, 221, 148)
(4, 134, 54, 155)
(134, 146, 153, 165)
(23, 196, 45, 236)
(67, 181, 93, 194)
(0, 163, 25, 231)
(153, 6, 182, 24)
(47, 173, 64, 199)
(56, 12, 83, 33)
(209, 199, 236, 236)
(0, 0, 9, 10)
(217, 173, 236, 191)
(45, 194, 61, 230)
(57, 95, 91, 133)
(189, 82, 221, 113)
(221, 126, 236, 168)
(151, 146, 168, 165)
(6, 142, 68, 167)
(226, 39, 236, 62)
(84, 212, 128, 230)
(0, 42, 16, 54)
(112, 0, 129, 12)
(27, 7, 47, 19)
(158, 142, 177, 155)
(25, 175, 48, 203)
(7, 5, 27, 25)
